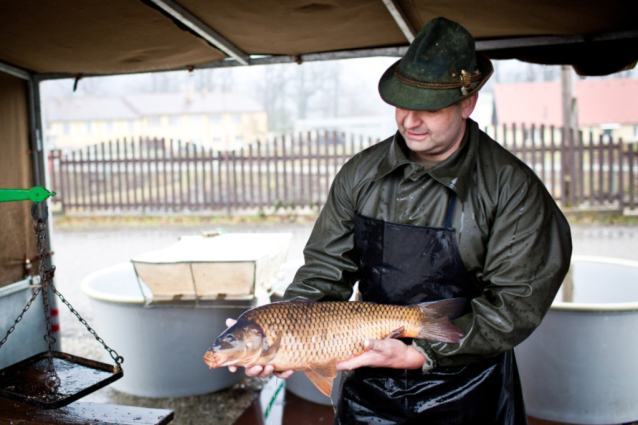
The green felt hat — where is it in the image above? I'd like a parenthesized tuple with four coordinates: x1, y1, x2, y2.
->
(379, 17, 493, 111)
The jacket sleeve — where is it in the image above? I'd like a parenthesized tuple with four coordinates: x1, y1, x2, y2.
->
(414, 171, 572, 368)
(283, 164, 361, 302)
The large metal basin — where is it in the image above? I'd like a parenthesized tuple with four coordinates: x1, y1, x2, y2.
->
(515, 255, 638, 424)
(81, 262, 249, 397)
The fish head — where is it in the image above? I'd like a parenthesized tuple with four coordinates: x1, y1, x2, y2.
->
(204, 320, 265, 368)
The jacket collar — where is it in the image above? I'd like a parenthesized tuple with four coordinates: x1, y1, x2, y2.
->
(373, 119, 479, 200)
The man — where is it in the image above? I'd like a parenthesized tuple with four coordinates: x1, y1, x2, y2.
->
(228, 17, 572, 424)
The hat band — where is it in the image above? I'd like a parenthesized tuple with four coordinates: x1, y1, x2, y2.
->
(394, 66, 482, 91)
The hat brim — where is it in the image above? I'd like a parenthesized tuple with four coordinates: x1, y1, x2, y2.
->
(378, 53, 493, 111)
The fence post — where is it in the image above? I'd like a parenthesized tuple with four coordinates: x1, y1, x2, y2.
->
(629, 143, 635, 210)
(618, 138, 624, 209)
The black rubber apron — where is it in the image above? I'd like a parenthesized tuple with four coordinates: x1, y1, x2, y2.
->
(334, 194, 527, 425)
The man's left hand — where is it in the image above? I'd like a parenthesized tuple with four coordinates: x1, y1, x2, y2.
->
(336, 338, 426, 371)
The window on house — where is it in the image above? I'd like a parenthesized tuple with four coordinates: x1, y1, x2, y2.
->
(210, 115, 222, 124)
(148, 117, 161, 128)
(106, 122, 115, 133)
(235, 135, 243, 143)
(63, 123, 72, 135)
(231, 114, 242, 124)
(170, 116, 181, 127)
(190, 115, 203, 126)
(213, 137, 222, 143)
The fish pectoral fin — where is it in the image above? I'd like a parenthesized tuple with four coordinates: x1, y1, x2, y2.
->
(309, 361, 338, 378)
(384, 327, 405, 339)
(305, 370, 334, 397)
(261, 332, 283, 362)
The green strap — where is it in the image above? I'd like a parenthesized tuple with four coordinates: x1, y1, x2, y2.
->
(0, 187, 56, 203)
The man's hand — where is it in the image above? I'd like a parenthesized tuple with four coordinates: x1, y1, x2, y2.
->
(224, 319, 294, 379)
(336, 338, 426, 371)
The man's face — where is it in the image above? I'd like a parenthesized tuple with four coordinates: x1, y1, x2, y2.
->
(395, 95, 477, 163)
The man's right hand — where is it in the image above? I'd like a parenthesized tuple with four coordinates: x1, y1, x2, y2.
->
(225, 318, 295, 379)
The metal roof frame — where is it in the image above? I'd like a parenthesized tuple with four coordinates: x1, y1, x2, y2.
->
(145, 0, 250, 65)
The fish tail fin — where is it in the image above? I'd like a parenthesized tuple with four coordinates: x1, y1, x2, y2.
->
(416, 298, 468, 344)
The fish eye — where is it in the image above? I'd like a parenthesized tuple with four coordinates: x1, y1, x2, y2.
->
(224, 335, 235, 343)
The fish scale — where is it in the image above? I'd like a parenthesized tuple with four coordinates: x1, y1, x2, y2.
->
(241, 300, 423, 370)
(205, 297, 466, 397)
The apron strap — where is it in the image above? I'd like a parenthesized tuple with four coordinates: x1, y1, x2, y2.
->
(443, 193, 457, 228)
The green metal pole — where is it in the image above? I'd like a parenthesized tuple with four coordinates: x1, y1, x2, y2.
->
(0, 187, 56, 203)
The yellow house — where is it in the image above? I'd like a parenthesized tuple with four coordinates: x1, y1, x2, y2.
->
(44, 91, 268, 151)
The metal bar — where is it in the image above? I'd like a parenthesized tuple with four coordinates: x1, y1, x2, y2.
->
(540, 125, 546, 184)
(618, 138, 624, 209)
(217, 147, 223, 211)
(275, 137, 282, 204)
(249, 143, 254, 209)
(381, 0, 416, 43)
(0, 59, 31, 80)
(550, 126, 556, 199)
(177, 140, 184, 208)
(629, 143, 635, 210)
(308, 132, 314, 207)
(35, 47, 409, 81)
(109, 141, 115, 209)
(289, 135, 295, 208)
(257, 141, 263, 209)
(232, 150, 238, 210)
(87, 146, 94, 211)
(588, 132, 594, 204)
(240, 146, 247, 209)
(282, 135, 288, 206)
(162, 139, 168, 210)
(208, 146, 215, 209)
(155, 139, 162, 210)
(298, 133, 304, 208)
(124, 139, 130, 209)
(578, 131, 584, 205)
(608, 138, 614, 202)
(569, 128, 576, 207)
(598, 135, 604, 205)
(145, 0, 249, 65)
(101, 143, 107, 209)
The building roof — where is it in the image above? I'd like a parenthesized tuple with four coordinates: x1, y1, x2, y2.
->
(494, 79, 638, 128)
(45, 91, 264, 122)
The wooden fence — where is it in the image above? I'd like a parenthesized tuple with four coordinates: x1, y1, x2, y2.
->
(47, 133, 377, 214)
(47, 127, 638, 214)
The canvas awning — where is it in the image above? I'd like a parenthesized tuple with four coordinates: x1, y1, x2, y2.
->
(1, 0, 637, 78)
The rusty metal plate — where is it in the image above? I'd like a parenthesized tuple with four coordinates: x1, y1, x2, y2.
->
(0, 351, 122, 409)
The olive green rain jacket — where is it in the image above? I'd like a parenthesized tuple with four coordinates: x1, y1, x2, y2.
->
(284, 118, 572, 368)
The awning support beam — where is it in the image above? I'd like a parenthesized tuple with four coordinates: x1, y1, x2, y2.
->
(145, 0, 250, 65)
(381, 0, 416, 43)
(0, 60, 31, 80)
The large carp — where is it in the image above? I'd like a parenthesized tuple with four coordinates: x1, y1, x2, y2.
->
(204, 297, 467, 397)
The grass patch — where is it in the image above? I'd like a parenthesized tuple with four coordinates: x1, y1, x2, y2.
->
(567, 213, 638, 225)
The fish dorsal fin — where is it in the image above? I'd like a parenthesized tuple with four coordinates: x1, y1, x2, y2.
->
(309, 361, 338, 378)
(384, 326, 405, 340)
(418, 298, 468, 320)
(305, 370, 334, 397)
(286, 297, 315, 303)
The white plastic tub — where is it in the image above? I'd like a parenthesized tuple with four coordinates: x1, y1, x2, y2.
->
(81, 262, 250, 397)
(515, 256, 638, 424)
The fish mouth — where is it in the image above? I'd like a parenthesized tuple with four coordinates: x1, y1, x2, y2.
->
(203, 351, 218, 368)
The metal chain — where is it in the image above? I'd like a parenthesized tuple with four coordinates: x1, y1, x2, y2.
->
(34, 214, 61, 391)
(51, 284, 124, 371)
(0, 285, 42, 351)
